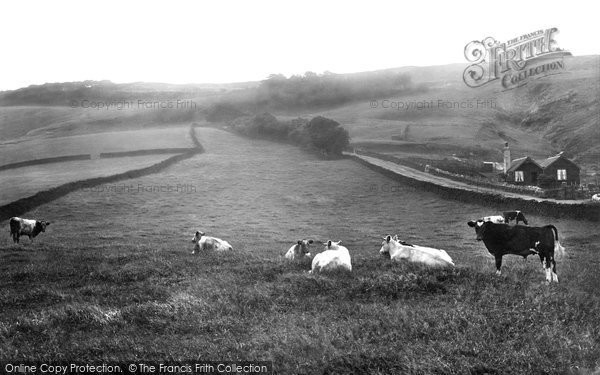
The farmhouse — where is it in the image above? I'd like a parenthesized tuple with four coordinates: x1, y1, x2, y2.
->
(537, 153, 580, 186)
(500, 143, 580, 186)
(506, 157, 543, 185)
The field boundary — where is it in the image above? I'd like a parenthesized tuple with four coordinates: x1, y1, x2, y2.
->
(0, 127, 201, 171)
(99, 148, 195, 158)
(0, 154, 92, 171)
(0, 126, 204, 222)
(347, 153, 600, 221)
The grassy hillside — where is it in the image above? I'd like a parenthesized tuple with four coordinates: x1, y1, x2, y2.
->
(0, 126, 194, 165)
(270, 55, 599, 180)
(1, 55, 597, 177)
(0, 154, 181, 205)
(1, 128, 598, 373)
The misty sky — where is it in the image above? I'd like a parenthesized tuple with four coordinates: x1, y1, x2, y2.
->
(0, 0, 597, 91)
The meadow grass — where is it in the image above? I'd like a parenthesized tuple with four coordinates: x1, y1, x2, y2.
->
(0, 154, 182, 205)
(0, 126, 194, 165)
(0, 128, 598, 374)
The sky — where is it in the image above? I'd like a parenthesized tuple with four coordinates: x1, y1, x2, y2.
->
(0, 0, 597, 91)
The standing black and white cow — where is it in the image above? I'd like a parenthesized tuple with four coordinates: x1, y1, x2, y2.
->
(467, 220, 565, 283)
(9, 217, 51, 243)
(503, 210, 528, 225)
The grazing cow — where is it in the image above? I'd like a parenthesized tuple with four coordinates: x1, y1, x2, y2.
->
(503, 210, 528, 225)
(467, 220, 565, 283)
(592, 193, 600, 202)
(191, 231, 233, 253)
(379, 235, 455, 267)
(310, 240, 352, 273)
(9, 217, 51, 243)
(285, 239, 314, 260)
(481, 215, 505, 224)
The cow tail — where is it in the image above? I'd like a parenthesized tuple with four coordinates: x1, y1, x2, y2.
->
(546, 225, 566, 259)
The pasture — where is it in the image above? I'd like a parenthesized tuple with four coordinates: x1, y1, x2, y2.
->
(0, 126, 194, 165)
(0, 128, 598, 374)
(0, 154, 183, 205)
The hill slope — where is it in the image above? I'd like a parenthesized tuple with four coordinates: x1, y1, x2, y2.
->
(0, 56, 598, 175)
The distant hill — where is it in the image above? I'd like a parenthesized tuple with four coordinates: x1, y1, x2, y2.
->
(0, 80, 257, 107)
(0, 55, 598, 177)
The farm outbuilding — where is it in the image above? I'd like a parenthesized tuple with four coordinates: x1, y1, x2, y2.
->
(506, 157, 543, 185)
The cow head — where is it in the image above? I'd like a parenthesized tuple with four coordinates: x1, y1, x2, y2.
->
(38, 221, 50, 231)
(380, 235, 393, 255)
(296, 239, 313, 257)
(32, 220, 51, 236)
(467, 220, 488, 241)
(192, 231, 205, 243)
(323, 240, 341, 250)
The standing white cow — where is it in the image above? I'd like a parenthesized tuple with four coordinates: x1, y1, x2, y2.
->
(285, 239, 313, 260)
(310, 240, 352, 273)
(191, 231, 233, 253)
(379, 235, 455, 267)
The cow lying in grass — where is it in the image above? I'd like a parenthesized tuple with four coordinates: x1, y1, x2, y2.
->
(379, 235, 455, 267)
(285, 239, 313, 260)
(191, 231, 233, 253)
(481, 215, 505, 224)
(310, 240, 352, 273)
(9, 217, 51, 244)
(467, 220, 565, 283)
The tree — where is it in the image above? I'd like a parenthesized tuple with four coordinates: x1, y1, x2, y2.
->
(306, 116, 350, 155)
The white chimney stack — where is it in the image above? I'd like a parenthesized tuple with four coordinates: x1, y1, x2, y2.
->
(503, 142, 511, 174)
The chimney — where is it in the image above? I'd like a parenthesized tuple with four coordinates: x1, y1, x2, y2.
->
(503, 142, 511, 173)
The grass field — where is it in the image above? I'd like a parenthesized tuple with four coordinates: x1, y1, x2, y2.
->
(0, 128, 598, 374)
(0, 126, 194, 165)
(0, 154, 183, 205)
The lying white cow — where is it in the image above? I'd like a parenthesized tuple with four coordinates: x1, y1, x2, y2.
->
(481, 215, 505, 224)
(191, 231, 233, 253)
(592, 193, 600, 202)
(379, 235, 455, 267)
(310, 240, 352, 273)
(285, 239, 313, 260)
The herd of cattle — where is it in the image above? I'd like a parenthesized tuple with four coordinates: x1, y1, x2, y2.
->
(8, 210, 565, 283)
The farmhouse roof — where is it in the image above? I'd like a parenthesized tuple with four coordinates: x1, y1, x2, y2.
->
(507, 156, 542, 173)
(537, 154, 580, 170)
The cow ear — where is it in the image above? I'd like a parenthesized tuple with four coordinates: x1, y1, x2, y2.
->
(385, 235, 391, 243)
(297, 240, 302, 245)
(195, 231, 200, 235)
(467, 221, 476, 227)
(393, 235, 399, 241)
(308, 239, 313, 244)
(45, 222, 51, 226)
(327, 240, 332, 247)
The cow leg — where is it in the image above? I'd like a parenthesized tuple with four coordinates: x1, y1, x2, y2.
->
(495, 256, 503, 276)
(543, 256, 555, 283)
(551, 258, 559, 283)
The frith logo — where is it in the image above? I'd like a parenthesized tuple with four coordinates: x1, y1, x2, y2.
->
(463, 28, 571, 90)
